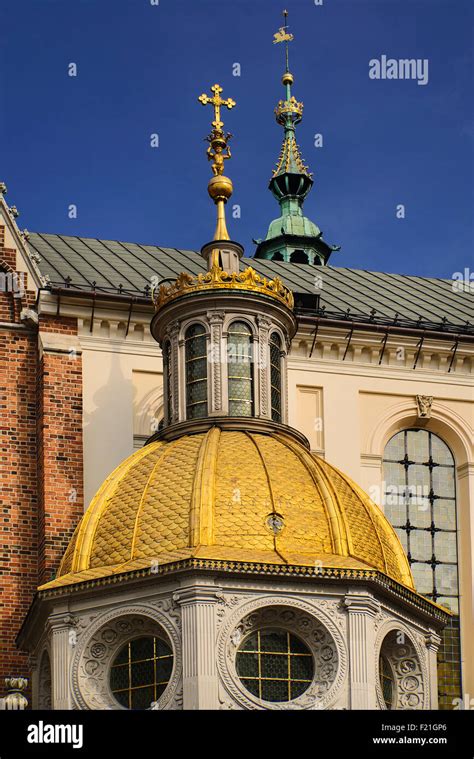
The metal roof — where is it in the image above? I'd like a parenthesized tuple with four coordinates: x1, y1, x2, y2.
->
(26, 233, 473, 333)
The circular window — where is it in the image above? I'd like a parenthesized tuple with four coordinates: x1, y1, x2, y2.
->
(379, 654, 394, 709)
(236, 629, 314, 702)
(110, 636, 173, 710)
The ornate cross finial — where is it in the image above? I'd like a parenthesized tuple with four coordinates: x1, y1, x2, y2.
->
(198, 83, 237, 242)
(198, 83, 236, 132)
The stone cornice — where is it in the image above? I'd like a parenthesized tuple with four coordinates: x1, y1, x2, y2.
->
(29, 559, 451, 627)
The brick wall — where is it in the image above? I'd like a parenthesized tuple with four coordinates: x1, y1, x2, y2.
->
(0, 226, 84, 687)
(37, 315, 84, 586)
(0, 230, 39, 685)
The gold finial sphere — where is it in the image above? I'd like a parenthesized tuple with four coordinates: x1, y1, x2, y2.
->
(208, 174, 233, 202)
(282, 71, 294, 85)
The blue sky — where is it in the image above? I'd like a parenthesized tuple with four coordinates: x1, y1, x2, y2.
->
(0, 0, 472, 278)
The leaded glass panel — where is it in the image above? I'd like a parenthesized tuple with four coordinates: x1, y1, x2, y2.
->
(110, 636, 173, 710)
(185, 324, 208, 419)
(383, 429, 461, 710)
(236, 629, 314, 703)
(228, 321, 253, 417)
(270, 332, 282, 422)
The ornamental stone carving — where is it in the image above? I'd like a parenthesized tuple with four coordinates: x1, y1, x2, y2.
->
(71, 605, 181, 711)
(375, 622, 428, 710)
(415, 395, 433, 419)
(216, 596, 347, 710)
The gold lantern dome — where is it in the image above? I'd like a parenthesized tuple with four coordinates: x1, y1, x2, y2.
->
(40, 428, 413, 591)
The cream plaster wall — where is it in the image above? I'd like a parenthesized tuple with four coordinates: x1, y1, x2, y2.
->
(80, 319, 162, 507)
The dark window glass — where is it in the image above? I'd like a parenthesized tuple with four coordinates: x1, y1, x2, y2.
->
(228, 321, 253, 417)
(383, 429, 461, 710)
(110, 636, 173, 710)
(236, 629, 313, 702)
(270, 333, 282, 422)
(163, 340, 172, 423)
(185, 324, 208, 419)
(379, 655, 394, 709)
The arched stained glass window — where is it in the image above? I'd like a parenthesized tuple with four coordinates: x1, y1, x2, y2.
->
(228, 321, 254, 416)
(383, 429, 461, 710)
(185, 323, 208, 419)
(270, 332, 282, 423)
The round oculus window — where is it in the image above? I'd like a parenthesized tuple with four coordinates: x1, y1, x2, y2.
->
(110, 636, 173, 710)
(236, 629, 314, 702)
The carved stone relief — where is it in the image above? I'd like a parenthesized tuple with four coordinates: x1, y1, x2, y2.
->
(375, 623, 428, 710)
(71, 605, 181, 711)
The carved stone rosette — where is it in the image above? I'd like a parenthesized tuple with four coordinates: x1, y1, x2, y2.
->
(71, 605, 182, 711)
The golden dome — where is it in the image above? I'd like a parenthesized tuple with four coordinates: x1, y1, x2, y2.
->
(40, 428, 414, 591)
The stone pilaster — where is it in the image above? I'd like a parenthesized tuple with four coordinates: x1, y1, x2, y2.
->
(173, 585, 220, 710)
(167, 321, 180, 424)
(425, 632, 442, 709)
(47, 614, 75, 710)
(207, 311, 225, 415)
(344, 592, 380, 709)
(257, 315, 272, 419)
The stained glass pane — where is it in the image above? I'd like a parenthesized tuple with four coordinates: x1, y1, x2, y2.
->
(110, 636, 173, 710)
(228, 322, 253, 417)
(236, 653, 259, 678)
(385, 498, 407, 527)
(433, 500, 456, 531)
(406, 429, 430, 461)
(185, 324, 208, 419)
(261, 679, 288, 702)
(236, 630, 313, 703)
(291, 655, 314, 681)
(431, 436, 453, 465)
(380, 655, 394, 709)
(163, 341, 172, 423)
(434, 532, 457, 563)
(407, 464, 430, 490)
(384, 433, 405, 460)
(270, 333, 282, 422)
(410, 530, 432, 561)
(261, 655, 288, 679)
(383, 429, 460, 710)
(435, 564, 458, 596)
(408, 498, 431, 528)
(410, 562, 433, 595)
(432, 467, 455, 498)
(260, 631, 287, 653)
(384, 462, 405, 488)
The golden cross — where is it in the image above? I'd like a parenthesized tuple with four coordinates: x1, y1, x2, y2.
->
(198, 84, 236, 131)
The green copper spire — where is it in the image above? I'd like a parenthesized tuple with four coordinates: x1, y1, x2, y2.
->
(254, 10, 339, 266)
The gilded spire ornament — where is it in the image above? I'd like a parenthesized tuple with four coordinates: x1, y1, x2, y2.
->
(272, 9, 309, 179)
(198, 84, 236, 241)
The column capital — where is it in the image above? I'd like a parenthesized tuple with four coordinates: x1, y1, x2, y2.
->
(425, 631, 442, 652)
(207, 310, 226, 325)
(343, 592, 380, 618)
(173, 585, 222, 606)
(45, 612, 77, 634)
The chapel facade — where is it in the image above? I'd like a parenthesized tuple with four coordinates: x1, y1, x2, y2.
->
(1, 19, 472, 711)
